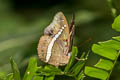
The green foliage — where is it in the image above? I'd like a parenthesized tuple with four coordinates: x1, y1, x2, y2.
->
(6, 46, 86, 80)
(84, 15, 120, 80)
(23, 58, 37, 80)
(112, 15, 120, 32)
(33, 76, 43, 80)
(10, 57, 21, 80)
(77, 71, 84, 80)
(6, 14, 120, 80)
(1, 0, 120, 79)
(36, 65, 62, 76)
(64, 46, 78, 72)
(44, 76, 55, 80)
(107, 0, 117, 17)
(5, 73, 13, 80)
(35, 46, 86, 80)
(70, 60, 85, 75)
(92, 44, 117, 60)
(95, 59, 113, 71)
(85, 66, 109, 80)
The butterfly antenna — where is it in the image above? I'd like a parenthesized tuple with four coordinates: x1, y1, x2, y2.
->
(70, 13, 75, 30)
(69, 13, 75, 52)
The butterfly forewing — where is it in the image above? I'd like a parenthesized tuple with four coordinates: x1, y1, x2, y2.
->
(49, 12, 70, 66)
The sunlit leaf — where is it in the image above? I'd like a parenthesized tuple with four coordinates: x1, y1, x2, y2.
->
(94, 59, 113, 70)
(92, 44, 118, 60)
(99, 40, 120, 50)
(85, 66, 109, 80)
(64, 46, 78, 72)
(23, 57, 37, 80)
(112, 15, 120, 32)
(10, 57, 21, 80)
(113, 36, 120, 41)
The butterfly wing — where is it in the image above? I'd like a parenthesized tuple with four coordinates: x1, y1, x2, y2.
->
(37, 35, 52, 62)
(48, 12, 70, 66)
(38, 12, 71, 66)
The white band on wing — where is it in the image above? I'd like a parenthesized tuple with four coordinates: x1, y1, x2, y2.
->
(45, 25, 66, 62)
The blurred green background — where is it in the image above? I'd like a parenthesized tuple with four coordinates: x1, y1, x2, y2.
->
(0, 0, 120, 80)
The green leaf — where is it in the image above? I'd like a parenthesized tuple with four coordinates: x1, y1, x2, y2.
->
(33, 76, 43, 80)
(94, 59, 113, 71)
(85, 66, 109, 80)
(71, 61, 85, 75)
(112, 15, 120, 32)
(5, 73, 13, 80)
(64, 46, 78, 72)
(77, 71, 85, 80)
(113, 36, 120, 41)
(43, 65, 62, 75)
(99, 40, 120, 50)
(36, 66, 43, 73)
(84, 51, 90, 60)
(23, 57, 37, 80)
(44, 76, 55, 80)
(92, 44, 118, 60)
(36, 65, 62, 76)
(10, 57, 21, 80)
(80, 52, 86, 59)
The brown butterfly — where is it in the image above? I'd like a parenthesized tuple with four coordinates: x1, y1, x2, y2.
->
(37, 12, 75, 67)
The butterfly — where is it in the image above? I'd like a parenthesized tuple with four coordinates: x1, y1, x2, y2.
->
(37, 12, 75, 67)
